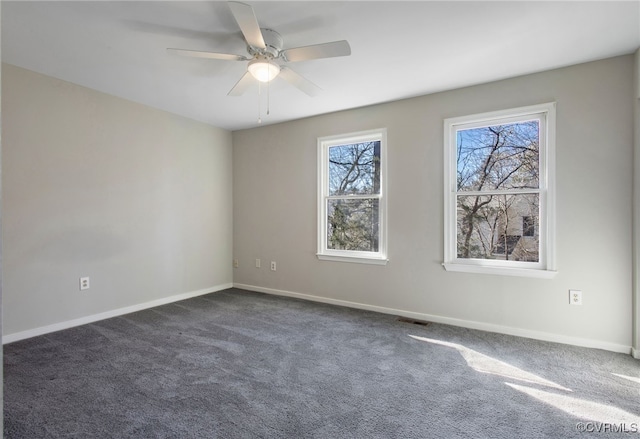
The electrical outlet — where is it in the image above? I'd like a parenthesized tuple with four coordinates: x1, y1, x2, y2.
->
(233, 259, 239, 268)
(270, 261, 277, 271)
(569, 289, 582, 305)
(80, 277, 90, 291)
(255, 259, 261, 268)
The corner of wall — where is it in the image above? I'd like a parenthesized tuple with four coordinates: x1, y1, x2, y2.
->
(633, 48, 640, 358)
(0, 0, 4, 424)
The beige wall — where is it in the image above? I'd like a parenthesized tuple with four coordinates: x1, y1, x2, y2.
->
(3, 55, 636, 354)
(2, 63, 233, 338)
(233, 55, 635, 353)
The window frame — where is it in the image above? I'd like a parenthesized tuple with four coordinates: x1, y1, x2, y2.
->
(317, 128, 388, 265)
(443, 103, 557, 278)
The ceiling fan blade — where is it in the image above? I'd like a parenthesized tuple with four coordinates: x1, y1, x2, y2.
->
(282, 40, 351, 63)
(228, 1, 266, 49)
(167, 48, 247, 61)
(278, 67, 321, 97)
(228, 71, 255, 96)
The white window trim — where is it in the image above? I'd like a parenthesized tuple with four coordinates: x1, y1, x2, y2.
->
(317, 128, 388, 265)
(443, 103, 557, 278)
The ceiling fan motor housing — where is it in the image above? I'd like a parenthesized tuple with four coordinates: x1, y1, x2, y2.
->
(248, 28, 283, 59)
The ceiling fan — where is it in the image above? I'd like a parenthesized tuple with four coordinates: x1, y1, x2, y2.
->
(167, 1, 351, 97)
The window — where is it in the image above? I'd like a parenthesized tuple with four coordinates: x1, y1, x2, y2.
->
(317, 129, 387, 264)
(443, 103, 556, 278)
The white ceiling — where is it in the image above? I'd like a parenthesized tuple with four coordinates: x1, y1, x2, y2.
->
(3, 1, 639, 131)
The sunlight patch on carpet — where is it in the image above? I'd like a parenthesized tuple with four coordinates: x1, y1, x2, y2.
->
(506, 383, 640, 424)
(409, 334, 571, 391)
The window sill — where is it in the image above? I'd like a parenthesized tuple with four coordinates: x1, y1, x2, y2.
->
(317, 254, 389, 265)
(442, 263, 557, 279)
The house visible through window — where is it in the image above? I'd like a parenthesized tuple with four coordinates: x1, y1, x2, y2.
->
(443, 103, 556, 277)
(317, 129, 387, 264)
(523, 216, 535, 237)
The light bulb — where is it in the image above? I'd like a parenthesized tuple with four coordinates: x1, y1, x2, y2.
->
(248, 59, 280, 82)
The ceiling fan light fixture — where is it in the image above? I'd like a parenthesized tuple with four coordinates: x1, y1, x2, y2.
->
(248, 58, 280, 82)
(169, 2, 351, 97)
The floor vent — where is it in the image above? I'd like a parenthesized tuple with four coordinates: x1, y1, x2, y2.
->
(397, 317, 431, 327)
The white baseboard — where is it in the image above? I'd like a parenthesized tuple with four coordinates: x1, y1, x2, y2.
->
(3, 283, 233, 344)
(234, 283, 633, 356)
(632, 347, 640, 359)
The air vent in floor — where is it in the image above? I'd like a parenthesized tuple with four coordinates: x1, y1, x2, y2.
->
(397, 317, 431, 327)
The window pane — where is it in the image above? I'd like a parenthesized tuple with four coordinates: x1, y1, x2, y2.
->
(327, 198, 379, 252)
(457, 194, 539, 262)
(457, 121, 539, 192)
(329, 141, 381, 196)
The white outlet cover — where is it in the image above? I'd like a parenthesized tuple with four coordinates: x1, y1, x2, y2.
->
(569, 289, 582, 305)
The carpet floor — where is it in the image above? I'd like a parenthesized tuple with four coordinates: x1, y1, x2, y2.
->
(4, 288, 639, 438)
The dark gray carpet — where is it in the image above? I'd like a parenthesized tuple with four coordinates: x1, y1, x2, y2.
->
(4, 288, 639, 438)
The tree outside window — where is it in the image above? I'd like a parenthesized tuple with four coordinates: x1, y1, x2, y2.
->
(318, 129, 387, 264)
(444, 103, 556, 277)
(456, 121, 540, 262)
(328, 140, 380, 252)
